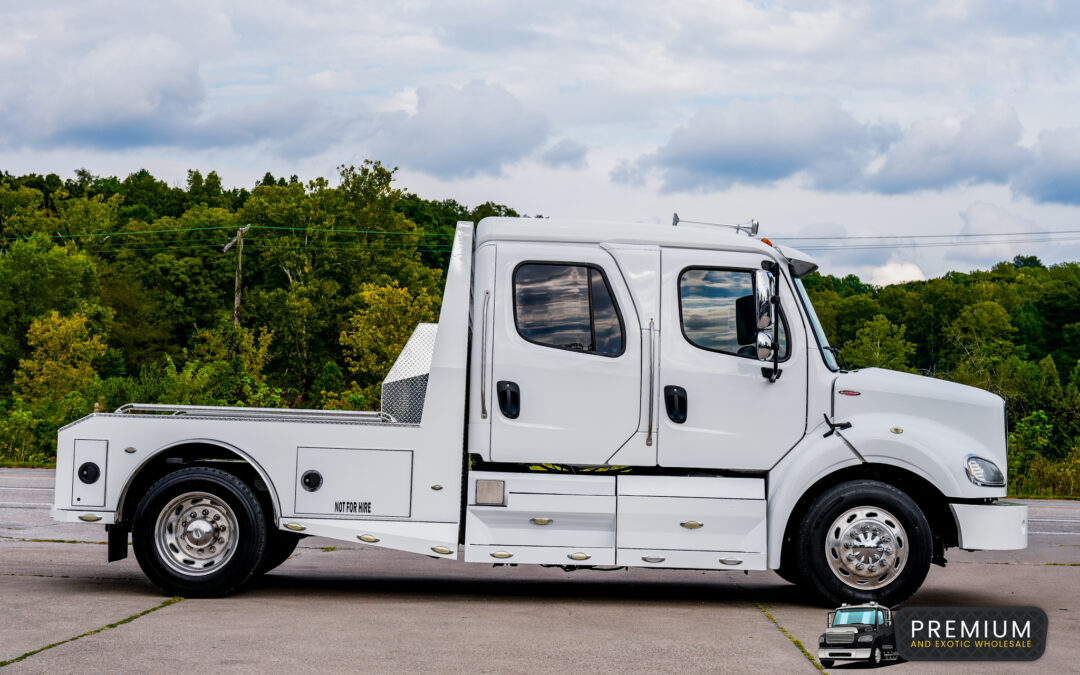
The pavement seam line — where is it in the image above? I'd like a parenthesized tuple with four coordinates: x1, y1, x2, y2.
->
(0, 597, 183, 668)
(753, 601, 826, 672)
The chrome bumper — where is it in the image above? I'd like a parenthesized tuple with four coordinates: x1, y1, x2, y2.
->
(818, 647, 871, 660)
(950, 501, 1028, 550)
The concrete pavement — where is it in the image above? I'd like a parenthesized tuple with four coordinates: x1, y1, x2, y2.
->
(1, 469, 1077, 673)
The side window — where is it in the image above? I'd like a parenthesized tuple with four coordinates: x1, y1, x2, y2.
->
(514, 263, 625, 356)
(679, 268, 789, 359)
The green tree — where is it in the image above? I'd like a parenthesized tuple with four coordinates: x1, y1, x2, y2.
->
(841, 315, 916, 372)
(13, 311, 106, 404)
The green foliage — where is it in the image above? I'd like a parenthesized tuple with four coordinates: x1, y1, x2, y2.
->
(0, 164, 511, 464)
(841, 315, 915, 372)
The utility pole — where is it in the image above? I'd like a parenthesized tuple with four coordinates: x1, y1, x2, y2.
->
(223, 225, 251, 327)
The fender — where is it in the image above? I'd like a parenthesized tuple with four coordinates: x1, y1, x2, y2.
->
(115, 438, 282, 526)
(767, 413, 996, 568)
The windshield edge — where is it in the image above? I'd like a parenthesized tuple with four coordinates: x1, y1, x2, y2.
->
(793, 277, 839, 371)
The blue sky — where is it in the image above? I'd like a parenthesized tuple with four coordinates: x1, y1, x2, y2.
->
(2, 1, 1079, 282)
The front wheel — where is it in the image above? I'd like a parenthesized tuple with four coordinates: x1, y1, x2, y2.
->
(870, 644, 883, 666)
(796, 479, 932, 606)
(132, 467, 268, 597)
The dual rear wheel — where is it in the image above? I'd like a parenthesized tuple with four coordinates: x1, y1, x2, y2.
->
(132, 467, 298, 597)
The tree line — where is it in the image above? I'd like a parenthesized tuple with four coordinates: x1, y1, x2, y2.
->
(0, 164, 1076, 496)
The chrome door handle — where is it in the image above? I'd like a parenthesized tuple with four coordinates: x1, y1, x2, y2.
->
(642, 555, 665, 563)
(719, 557, 742, 566)
(680, 520, 703, 529)
(480, 290, 490, 419)
(529, 517, 552, 526)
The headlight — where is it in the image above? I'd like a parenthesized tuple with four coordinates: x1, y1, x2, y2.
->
(965, 455, 1005, 487)
(858, 634, 874, 643)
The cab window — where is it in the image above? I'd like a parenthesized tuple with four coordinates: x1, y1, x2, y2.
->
(679, 268, 789, 359)
(514, 263, 625, 356)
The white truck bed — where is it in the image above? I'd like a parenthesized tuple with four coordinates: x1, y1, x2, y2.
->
(52, 223, 474, 559)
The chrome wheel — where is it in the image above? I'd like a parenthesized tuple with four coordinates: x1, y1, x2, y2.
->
(825, 505, 907, 590)
(154, 491, 239, 577)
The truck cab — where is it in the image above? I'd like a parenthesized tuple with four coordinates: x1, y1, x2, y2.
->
(819, 602, 898, 667)
(52, 217, 1028, 601)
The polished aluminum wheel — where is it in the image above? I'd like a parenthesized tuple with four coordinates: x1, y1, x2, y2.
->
(825, 506, 907, 590)
(154, 492, 239, 577)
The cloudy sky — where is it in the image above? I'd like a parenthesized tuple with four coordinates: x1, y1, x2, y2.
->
(3, 1, 1080, 283)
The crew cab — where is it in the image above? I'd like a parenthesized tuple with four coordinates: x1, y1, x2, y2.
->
(52, 217, 1028, 600)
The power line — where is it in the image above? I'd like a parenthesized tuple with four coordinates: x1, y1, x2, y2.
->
(796, 235, 1080, 251)
(774, 228, 1080, 241)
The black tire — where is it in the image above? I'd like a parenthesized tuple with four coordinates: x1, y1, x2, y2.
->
(870, 644, 883, 666)
(132, 467, 268, 598)
(796, 479, 932, 606)
(258, 529, 302, 574)
(819, 659, 833, 668)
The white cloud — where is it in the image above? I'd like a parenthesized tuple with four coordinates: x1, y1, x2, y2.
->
(866, 101, 1029, 193)
(870, 262, 926, 286)
(1011, 127, 1080, 205)
(539, 139, 587, 169)
(366, 81, 549, 179)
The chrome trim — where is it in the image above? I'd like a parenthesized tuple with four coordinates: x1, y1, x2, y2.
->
(530, 517, 553, 526)
(431, 485, 443, 491)
(358, 534, 379, 543)
(680, 520, 703, 529)
(78, 514, 102, 522)
(480, 290, 490, 420)
(124, 446, 137, 454)
(284, 522, 306, 531)
(431, 546, 453, 555)
(114, 403, 391, 423)
(490, 550, 513, 559)
(642, 555, 665, 563)
(568, 552, 590, 561)
(719, 557, 742, 565)
(646, 318, 655, 447)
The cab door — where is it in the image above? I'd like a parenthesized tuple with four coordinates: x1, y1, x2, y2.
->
(658, 247, 807, 470)
(489, 243, 642, 465)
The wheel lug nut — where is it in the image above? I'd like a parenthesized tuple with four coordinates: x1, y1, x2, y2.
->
(213, 515, 220, 521)
(217, 537, 224, 543)
(190, 512, 197, 519)
(202, 509, 209, 516)
(868, 565, 877, 572)
(209, 546, 216, 553)
(855, 563, 864, 570)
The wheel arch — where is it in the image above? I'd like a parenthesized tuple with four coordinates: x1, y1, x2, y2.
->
(776, 463, 958, 571)
(116, 439, 281, 528)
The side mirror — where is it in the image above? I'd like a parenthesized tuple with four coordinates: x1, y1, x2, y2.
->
(753, 269, 773, 331)
(755, 331, 774, 361)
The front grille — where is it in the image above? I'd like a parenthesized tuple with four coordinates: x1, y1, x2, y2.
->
(826, 632, 854, 645)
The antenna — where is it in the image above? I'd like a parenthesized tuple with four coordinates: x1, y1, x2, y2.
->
(672, 215, 760, 236)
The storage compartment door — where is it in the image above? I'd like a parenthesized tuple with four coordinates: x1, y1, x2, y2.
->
(294, 447, 412, 518)
(71, 439, 108, 507)
(617, 496, 766, 552)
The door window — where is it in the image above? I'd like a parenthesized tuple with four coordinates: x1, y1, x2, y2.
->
(678, 268, 788, 359)
(514, 263, 625, 356)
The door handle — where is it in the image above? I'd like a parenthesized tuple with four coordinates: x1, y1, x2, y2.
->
(497, 381, 520, 419)
(664, 385, 687, 424)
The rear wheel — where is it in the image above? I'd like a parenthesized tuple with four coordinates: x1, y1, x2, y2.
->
(796, 480, 932, 606)
(132, 467, 268, 597)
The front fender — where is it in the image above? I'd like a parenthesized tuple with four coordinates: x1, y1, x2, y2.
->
(767, 414, 1003, 568)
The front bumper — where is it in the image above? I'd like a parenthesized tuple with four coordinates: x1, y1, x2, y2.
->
(818, 647, 871, 660)
(950, 501, 1027, 550)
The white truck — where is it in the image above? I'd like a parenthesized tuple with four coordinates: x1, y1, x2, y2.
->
(52, 217, 1028, 602)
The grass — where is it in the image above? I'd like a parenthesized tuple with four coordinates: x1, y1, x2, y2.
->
(0, 597, 183, 668)
(754, 601, 826, 671)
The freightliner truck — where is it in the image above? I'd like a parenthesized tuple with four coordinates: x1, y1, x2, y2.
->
(51, 217, 1028, 601)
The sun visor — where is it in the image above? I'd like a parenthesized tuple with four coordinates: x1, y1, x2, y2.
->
(773, 244, 819, 278)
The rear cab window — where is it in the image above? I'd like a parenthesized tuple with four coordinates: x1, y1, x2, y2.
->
(513, 262, 625, 356)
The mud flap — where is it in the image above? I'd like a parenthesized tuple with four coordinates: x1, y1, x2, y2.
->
(107, 524, 128, 562)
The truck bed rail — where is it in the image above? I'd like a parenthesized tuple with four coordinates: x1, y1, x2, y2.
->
(113, 403, 396, 424)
